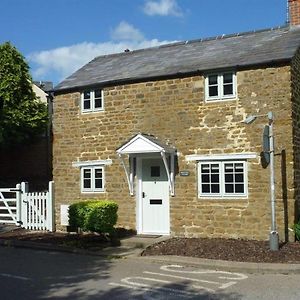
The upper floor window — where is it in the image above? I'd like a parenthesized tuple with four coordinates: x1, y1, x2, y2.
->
(81, 89, 104, 113)
(205, 72, 236, 101)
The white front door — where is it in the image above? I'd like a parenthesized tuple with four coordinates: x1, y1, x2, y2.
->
(140, 158, 170, 235)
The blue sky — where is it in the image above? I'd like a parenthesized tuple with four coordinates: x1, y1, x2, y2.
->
(1, 0, 287, 84)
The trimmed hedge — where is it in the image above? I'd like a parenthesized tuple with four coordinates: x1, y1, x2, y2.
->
(69, 200, 118, 234)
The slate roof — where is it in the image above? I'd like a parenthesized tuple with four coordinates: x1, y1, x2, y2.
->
(34, 81, 53, 92)
(54, 25, 300, 92)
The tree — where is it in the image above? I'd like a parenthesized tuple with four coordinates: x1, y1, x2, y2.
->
(0, 42, 48, 147)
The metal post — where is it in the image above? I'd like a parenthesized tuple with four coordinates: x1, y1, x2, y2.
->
(268, 112, 279, 250)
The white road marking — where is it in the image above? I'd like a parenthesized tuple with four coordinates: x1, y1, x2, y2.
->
(143, 271, 216, 292)
(109, 279, 199, 297)
(109, 282, 141, 291)
(219, 281, 238, 289)
(0, 273, 31, 281)
(122, 276, 171, 286)
(109, 264, 248, 297)
(160, 265, 248, 280)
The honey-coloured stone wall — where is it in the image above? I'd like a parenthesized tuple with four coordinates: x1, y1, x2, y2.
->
(53, 64, 297, 241)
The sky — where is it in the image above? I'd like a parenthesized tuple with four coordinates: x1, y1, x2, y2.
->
(1, 0, 288, 85)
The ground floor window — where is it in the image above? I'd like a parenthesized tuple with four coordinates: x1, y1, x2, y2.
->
(198, 160, 247, 198)
(81, 166, 104, 193)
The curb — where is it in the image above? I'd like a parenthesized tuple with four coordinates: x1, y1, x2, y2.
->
(0, 238, 141, 258)
(138, 255, 300, 275)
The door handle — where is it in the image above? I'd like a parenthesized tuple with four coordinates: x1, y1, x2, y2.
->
(142, 192, 146, 198)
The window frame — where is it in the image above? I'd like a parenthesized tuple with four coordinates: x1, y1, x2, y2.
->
(81, 89, 104, 113)
(205, 72, 237, 102)
(198, 160, 247, 199)
(81, 166, 105, 193)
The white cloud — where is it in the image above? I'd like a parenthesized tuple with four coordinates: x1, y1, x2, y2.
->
(28, 22, 176, 82)
(110, 21, 144, 41)
(143, 0, 183, 17)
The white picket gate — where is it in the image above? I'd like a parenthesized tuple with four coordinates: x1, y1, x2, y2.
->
(0, 184, 21, 225)
(0, 181, 54, 231)
(20, 182, 55, 231)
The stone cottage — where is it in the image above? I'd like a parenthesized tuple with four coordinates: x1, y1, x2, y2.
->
(53, 1, 300, 241)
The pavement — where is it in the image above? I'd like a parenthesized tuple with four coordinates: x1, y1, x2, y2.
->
(1, 224, 300, 275)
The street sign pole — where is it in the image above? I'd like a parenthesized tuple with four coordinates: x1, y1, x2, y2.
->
(268, 112, 279, 251)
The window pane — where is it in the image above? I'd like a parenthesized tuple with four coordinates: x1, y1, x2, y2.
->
(95, 168, 102, 179)
(225, 174, 233, 183)
(201, 174, 209, 183)
(211, 184, 220, 193)
(235, 173, 244, 182)
(84, 179, 91, 189)
(225, 184, 234, 193)
(202, 184, 210, 193)
(151, 166, 160, 177)
(235, 163, 244, 172)
(83, 169, 91, 189)
(211, 164, 219, 173)
(209, 86, 218, 97)
(211, 174, 219, 183)
(224, 163, 233, 172)
(83, 169, 91, 179)
(94, 98, 102, 108)
(83, 91, 91, 99)
(235, 184, 244, 193)
(95, 179, 103, 189)
(223, 84, 233, 95)
(223, 73, 233, 84)
(201, 164, 210, 173)
(208, 75, 218, 85)
(84, 99, 91, 110)
(94, 90, 102, 98)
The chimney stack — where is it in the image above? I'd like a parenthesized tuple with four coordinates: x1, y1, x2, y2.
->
(289, 0, 300, 26)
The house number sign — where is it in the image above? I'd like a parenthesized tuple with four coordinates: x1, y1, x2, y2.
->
(180, 171, 190, 176)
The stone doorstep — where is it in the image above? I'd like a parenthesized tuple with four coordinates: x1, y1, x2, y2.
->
(120, 235, 171, 249)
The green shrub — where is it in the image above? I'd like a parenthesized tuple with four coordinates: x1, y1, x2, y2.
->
(294, 221, 300, 241)
(69, 200, 118, 234)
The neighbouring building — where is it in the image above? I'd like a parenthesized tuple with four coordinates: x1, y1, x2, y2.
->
(0, 81, 53, 190)
(52, 1, 300, 241)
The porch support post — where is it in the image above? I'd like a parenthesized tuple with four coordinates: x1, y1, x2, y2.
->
(130, 156, 134, 195)
(161, 151, 174, 196)
(118, 154, 134, 196)
(170, 153, 175, 196)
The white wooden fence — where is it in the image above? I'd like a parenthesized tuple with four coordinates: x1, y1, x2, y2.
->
(0, 181, 55, 231)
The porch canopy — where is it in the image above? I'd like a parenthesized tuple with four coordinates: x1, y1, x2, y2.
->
(116, 133, 176, 196)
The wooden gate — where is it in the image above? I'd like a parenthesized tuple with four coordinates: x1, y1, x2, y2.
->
(0, 184, 21, 225)
(0, 182, 54, 231)
(21, 182, 55, 231)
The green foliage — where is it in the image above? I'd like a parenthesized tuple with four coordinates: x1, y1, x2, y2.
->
(0, 42, 48, 147)
(69, 200, 118, 234)
(294, 221, 300, 241)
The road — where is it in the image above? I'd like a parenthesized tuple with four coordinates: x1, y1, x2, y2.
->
(0, 247, 299, 299)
